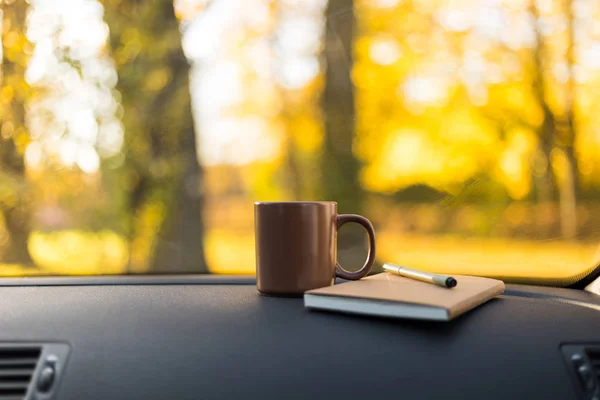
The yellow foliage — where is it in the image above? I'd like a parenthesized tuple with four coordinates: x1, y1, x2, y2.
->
(1, 85, 15, 104)
(204, 229, 255, 274)
(13, 127, 30, 154)
(28, 230, 128, 275)
(352, 0, 600, 199)
(129, 201, 165, 272)
(3, 31, 20, 49)
(550, 148, 570, 187)
(144, 68, 171, 92)
(292, 117, 323, 153)
(494, 129, 536, 199)
(1, 121, 14, 139)
(240, 161, 291, 201)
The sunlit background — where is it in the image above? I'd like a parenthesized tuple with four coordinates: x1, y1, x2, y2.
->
(1, 0, 600, 285)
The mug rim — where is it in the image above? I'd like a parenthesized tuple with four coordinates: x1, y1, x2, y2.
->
(254, 201, 337, 206)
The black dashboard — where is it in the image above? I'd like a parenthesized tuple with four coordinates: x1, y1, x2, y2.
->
(0, 275, 599, 400)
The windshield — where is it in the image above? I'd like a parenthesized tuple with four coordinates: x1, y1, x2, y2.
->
(1, 0, 599, 285)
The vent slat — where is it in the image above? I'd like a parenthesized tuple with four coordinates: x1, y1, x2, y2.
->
(586, 348, 600, 380)
(0, 382, 29, 390)
(0, 375, 32, 384)
(0, 349, 40, 359)
(586, 349, 600, 372)
(0, 370, 33, 377)
(585, 348, 600, 358)
(0, 389, 27, 397)
(0, 395, 26, 400)
(0, 358, 39, 368)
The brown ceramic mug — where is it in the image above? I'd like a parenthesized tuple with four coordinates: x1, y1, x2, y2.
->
(255, 201, 376, 296)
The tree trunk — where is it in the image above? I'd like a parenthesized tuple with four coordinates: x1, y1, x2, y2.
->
(1, 139, 32, 265)
(285, 137, 302, 200)
(558, 0, 578, 240)
(103, 0, 207, 272)
(151, 161, 206, 273)
(558, 147, 577, 239)
(150, 47, 206, 273)
(322, 0, 362, 214)
(529, 0, 556, 208)
(534, 108, 556, 206)
(323, 0, 369, 266)
(0, 0, 34, 266)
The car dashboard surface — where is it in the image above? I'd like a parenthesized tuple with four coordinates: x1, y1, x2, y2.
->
(0, 275, 599, 400)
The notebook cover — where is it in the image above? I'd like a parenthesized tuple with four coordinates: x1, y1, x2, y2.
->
(305, 273, 505, 319)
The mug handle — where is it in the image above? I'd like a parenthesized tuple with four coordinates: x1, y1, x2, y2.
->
(335, 214, 376, 280)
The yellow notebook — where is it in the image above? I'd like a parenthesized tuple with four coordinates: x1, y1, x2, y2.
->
(304, 273, 505, 321)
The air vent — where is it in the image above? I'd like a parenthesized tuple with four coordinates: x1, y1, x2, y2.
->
(0, 346, 41, 399)
(562, 344, 600, 400)
(0, 343, 70, 400)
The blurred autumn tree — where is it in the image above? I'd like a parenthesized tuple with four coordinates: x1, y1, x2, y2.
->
(352, 0, 593, 239)
(480, 0, 581, 239)
(555, 0, 578, 240)
(0, 0, 33, 265)
(529, 1, 557, 209)
(519, 0, 579, 238)
(102, 0, 207, 272)
(322, 0, 363, 213)
(487, 0, 580, 238)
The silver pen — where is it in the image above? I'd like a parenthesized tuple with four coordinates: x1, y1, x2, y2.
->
(383, 263, 457, 288)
